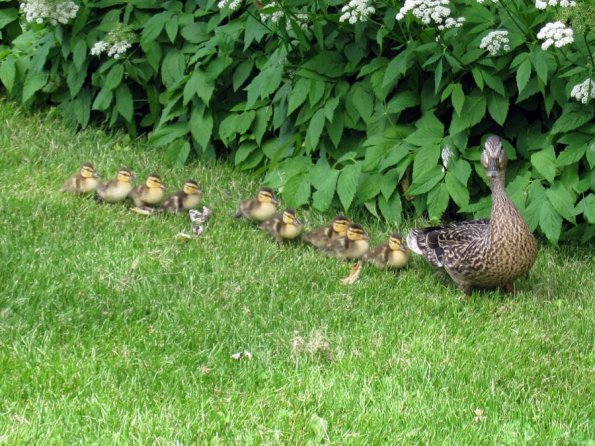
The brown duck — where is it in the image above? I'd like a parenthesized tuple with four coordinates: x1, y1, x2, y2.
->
(406, 135, 537, 296)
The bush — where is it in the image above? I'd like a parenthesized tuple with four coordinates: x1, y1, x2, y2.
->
(0, 0, 593, 243)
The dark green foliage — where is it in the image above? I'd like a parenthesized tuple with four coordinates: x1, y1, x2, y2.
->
(0, 0, 593, 243)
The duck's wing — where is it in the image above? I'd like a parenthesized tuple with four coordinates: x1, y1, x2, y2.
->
(407, 219, 489, 268)
(259, 214, 282, 233)
(303, 225, 332, 247)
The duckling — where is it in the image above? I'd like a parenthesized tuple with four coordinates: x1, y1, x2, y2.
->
(61, 162, 100, 194)
(128, 173, 166, 208)
(96, 167, 135, 203)
(364, 233, 409, 270)
(259, 208, 303, 242)
(324, 223, 370, 260)
(161, 179, 203, 213)
(235, 187, 278, 222)
(303, 215, 350, 249)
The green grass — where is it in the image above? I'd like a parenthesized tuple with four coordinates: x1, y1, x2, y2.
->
(0, 100, 593, 445)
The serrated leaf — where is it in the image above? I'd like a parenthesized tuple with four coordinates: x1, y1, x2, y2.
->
(382, 50, 409, 88)
(516, 58, 531, 94)
(300, 51, 345, 78)
(92, 86, 112, 111)
(190, 107, 213, 150)
(166, 140, 190, 167)
(309, 80, 325, 107)
(449, 93, 486, 135)
(283, 173, 311, 208)
(161, 50, 185, 89)
(104, 64, 124, 90)
(312, 169, 339, 211)
(305, 109, 326, 153)
(531, 148, 556, 183)
(165, 14, 178, 43)
(434, 59, 443, 94)
(234, 141, 257, 165)
(72, 39, 87, 71)
(580, 194, 595, 223)
(481, 71, 505, 96)
(451, 83, 465, 116)
(545, 183, 576, 223)
(556, 144, 586, 167)
(0, 57, 16, 93)
(337, 162, 362, 211)
(357, 173, 382, 203)
(539, 197, 562, 243)
(524, 182, 546, 230)
(22, 72, 48, 103)
(445, 172, 469, 207)
(140, 11, 170, 46)
(232, 59, 253, 92)
(352, 84, 374, 123)
(487, 93, 509, 126)
(115, 83, 133, 122)
(380, 168, 400, 200)
(530, 48, 548, 83)
(551, 110, 592, 134)
(451, 159, 472, 185)
(386, 90, 419, 114)
(471, 67, 484, 90)
(149, 122, 189, 147)
(378, 192, 402, 224)
(287, 77, 310, 115)
(407, 167, 444, 196)
(427, 183, 449, 221)
(412, 145, 441, 177)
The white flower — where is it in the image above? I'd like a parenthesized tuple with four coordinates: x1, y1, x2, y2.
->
(90, 41, 109, 56)
(535, 0, 575, 9)
(259, 2, 284, 24)
(339, 0, 375, 24)
(536, 21, 574, 50)
(441, 144, 455, 169)
(20, 0, 79, 25)
(287, 13, 309, 32)
(217, 0, 242, 10)
(570, 79, 595, 104)
(476, 0, 499, 3)
(396, 0, 465, 30)
(479, 30, 510, 55)
(107, 40, 132, 59)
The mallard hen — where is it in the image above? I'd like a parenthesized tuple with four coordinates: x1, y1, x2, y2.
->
(406, 135, 537, 296)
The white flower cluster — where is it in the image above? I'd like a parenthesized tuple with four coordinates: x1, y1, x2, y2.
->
(535, 0, 576, 9)
(287, 13, 309, 32)
(339, 0, 375, 24)
(479, 30, 510, 55)
(217, 0, 242, 10)
(259, 2, 284, 24)
(570, 79, 595, 104)
(20, 0, 79, 25)
(396, 0, 465, 31)
(476, 0, 499, 3)
(90, 39, 132, 59)
(536, 21, 574, 50)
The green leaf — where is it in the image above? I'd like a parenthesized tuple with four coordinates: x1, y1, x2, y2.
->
(309, 80, 325, 107)
(165, 14, 179, 43)
(531, 148, 556, 183)
(412, 145, 441, 177)
(449, 93, 486, 135)
(71, 88, 91, 127)
(357, 173, 383, 203)
(142, 40, 162, 71)
(337, 162, 362, 211)
(312, 169, 339, 211)
(0, 8, 18, 29)
(166, 140, 190, 167)
(524, 182, 546, 230)
(434, 59, 443, 94)
(235, 141, 257, 165)
(580, 194, 595, 223)
(545, 183, 576, 223)
(427, 183, 449, 221)
(149, 122, 189, 147)
(161, 50, 185, 89)
(556, 144, 587, 167)
(67, 63, 87, 97)
(283, 173, 311, 208)
(104, 64, 124, 90)
(140, 11, 170, 46)
(305, 109, 326, 153)
(451, 159, 472, 185)
(530, 48, 548, 83)
(481, 71, 505, 96)
(386, 90, 419, 114)
(352, 85, 374, 124)
(287, 78, 310, 115)
(22, 73, 48, 103)
(551, 109, 593, 134)
(407, 167, 444, 196)
(539, 197, 562, 243)
(451, 83, 465, 116)
(190, 107, 213, 150)
(72, 39, 87, 71)
(516, 59, 531, 94)
(232, 59, 254, 92)
(378, 192, 403, 224)
(380, 168, 400, 200)
(382, 50, 409, 88)
(326, 112, 344, 148)
(487, 93, 509, 126)
(253, 106, 272, 146)
(471, 67, 484, 90)
(445, 172, 469, 207)
(405, 126, 443, 147)
(0, 57, 16, 93)
(300, 51, 345, 78)
(92, 87, 113, 111)
(115, 83, 133, 122)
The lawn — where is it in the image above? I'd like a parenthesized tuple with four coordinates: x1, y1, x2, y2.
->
(0, 100, 593, 445)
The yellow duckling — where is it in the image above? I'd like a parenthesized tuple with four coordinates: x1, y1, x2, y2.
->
(61, 162, 100, 194)
(161, 179, 203, 213)
(324, 223, 370, 260)
(128, 173, 166, 208)
(259, 208, 303, 242)
(235, 187, 278, 222)
(363, 233, 409, 269)
(96, 167, 135, 203)
(303, 215, 350, 249)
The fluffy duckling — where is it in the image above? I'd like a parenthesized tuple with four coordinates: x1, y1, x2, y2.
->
(128, 173, 166, 208)
(61, 162, 100, 194)
(235, 187, 278, 222)
(259, 208, 303, 242)
(96, 167, 135, 203)
(303, 215, 350, 249)
(161, 179, 203, 213)
(364, 233, 409, 270)
(324, 223, 370, 260)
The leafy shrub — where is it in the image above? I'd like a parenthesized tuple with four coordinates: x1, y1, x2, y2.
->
(0, 0, 593, 243)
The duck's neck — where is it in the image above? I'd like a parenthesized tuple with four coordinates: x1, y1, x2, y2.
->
(489, 171, 520, 227)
